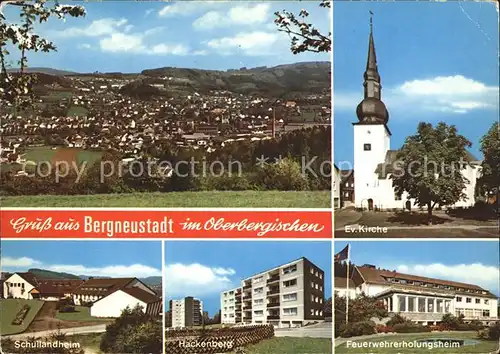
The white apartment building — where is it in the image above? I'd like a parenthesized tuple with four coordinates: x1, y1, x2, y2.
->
(335, 265, 498, 326)
(169, 296, 203, 328)
(221, 257, 325, 328)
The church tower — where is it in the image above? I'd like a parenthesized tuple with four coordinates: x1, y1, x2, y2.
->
(353, 13, 391, 209)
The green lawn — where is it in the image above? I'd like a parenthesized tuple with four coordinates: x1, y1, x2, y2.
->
(23, 146, 56, 163)
(0, 299, 44, 335)
(55, 306, 113, 323)
(66, 333, 103, 354)
(1, 190, 331, 208)
(231, 337, 332, 354)
(335, 332, 499, 353)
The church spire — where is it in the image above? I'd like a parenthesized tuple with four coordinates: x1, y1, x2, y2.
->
(363, 11, 381, 99)
(356, 11, 389, 125)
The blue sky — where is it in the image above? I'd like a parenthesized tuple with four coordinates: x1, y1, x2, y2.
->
(1, 241, 162, 278)
(334, 241, 500, 296)
(3, 1, 330, 73)
(334, 1, 499, 165)
(165, 241, 332, 316)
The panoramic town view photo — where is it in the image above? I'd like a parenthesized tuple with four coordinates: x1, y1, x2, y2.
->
(333, 2, 499, 237)
(164, 240, 332, 354)
(0, 0, 332, 208)
(0, 241, 163, 354)
(334, 241, 500, 353)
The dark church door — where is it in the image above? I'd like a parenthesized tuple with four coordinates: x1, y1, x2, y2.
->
(368, 198, 374, 211)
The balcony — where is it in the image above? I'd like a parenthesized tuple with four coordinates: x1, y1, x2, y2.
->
(267, 288, 279, 295)
(243, 285, 252, 291)
(267, 301, 280, 308)
(243, 306, 252, 311)
(267, 275, 280, 284)
(267, 315, 280, 320)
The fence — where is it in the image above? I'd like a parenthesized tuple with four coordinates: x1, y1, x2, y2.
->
(165, 325, 274, 354)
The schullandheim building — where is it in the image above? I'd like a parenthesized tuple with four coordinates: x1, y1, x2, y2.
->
(352, 20, 481, 211)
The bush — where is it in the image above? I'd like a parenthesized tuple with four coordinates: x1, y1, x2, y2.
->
(487, 322, 500, 340)
(59, 305, 76, 313)
(253, 158, 308, 191)
(393, 323, 431, 333)
(386, 314, 407, 327)
(375, 324, 394, 333)
(200, 174, 255, 191)
(428, 325, 445, 332)
(12, 305, 31, 325)
(441, 313, 462, 330)
(340, 321, 376, 338)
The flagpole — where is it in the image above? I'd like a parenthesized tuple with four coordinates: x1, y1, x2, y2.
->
(346, 243, 350, 325)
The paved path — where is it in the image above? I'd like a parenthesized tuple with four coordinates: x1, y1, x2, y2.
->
(3, 324, 107, 340)
(274, 322, 332, 339)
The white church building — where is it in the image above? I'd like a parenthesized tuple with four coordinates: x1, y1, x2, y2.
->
(352, 19, 481, 211)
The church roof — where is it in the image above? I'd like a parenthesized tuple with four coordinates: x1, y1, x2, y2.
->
(374, 150, 481, 179)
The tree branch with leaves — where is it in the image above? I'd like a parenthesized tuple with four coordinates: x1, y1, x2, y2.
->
(0, 0, 85, 110)
(274, 0, 331, 54)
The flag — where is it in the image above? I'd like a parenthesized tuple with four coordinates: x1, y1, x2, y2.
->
(334, 244, 349, 263)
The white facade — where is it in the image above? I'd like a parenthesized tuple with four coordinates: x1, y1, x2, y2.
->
(223, 257, 325, 329)
(333, 166, 341, 209)
(221, 288, 239, 324)
(90, 290, 148, 318)
(3, 274, 35, 299)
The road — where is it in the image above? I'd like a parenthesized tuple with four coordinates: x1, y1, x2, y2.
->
(3, 324, 107, 340)
(274, 322, 332, 338)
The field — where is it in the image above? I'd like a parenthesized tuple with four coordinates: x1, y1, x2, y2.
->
(230, 337, 332, 354)
(1, 190, 331, 208)
(0, 299, 45, 335)
(55, 306, 113, 323)
(21, 146, 102, 168)
(335, 332, 499, 353)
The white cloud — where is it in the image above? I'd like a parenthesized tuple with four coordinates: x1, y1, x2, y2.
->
(165, 263, 236, 297)
(1, 257, 41, 268)
(193, 3, 270, 30)
(394, 263, 500, 294)
(58, 18, 129, 37)
(206, 31, 282, 56)
(150, 43, 189, 56)
(1, 257, 160, 278)
(159, 1, 226, 17)
(100, 33, 146, 54)
(335, 75, 499, 115)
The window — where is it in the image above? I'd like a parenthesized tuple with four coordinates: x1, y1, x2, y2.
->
(283, 265, 297, 274)
(408, 297, 416, 312)
(436, 299, 443, 313)
(483, 310, 490, 317)
(311, 295, 314, 301)
(254, 276, 263, 283)
(394, 192, 402, 201)
(283, 307, 298, 316)
(485, 300, 489, 305)
(283, 293, 297, 302)
(364, 143, 371, 151)
(310, 267, 314, 274)
(427, 299, 434, 313)
(445, 301, 451, 313)
(398, 296, 406, 312)
(283, 279, 297, 288)
(254, 287, 264, 294)
(456, 297, 462, 302)
(475, 299, 480, 304)
(466, 298, 472, 303)
(254, 310, 264, 316)
(253, 299, 263, 305)
(319, 274, 323, 279)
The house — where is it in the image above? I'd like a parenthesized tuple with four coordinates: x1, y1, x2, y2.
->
(72, 277, 161, 318)
(2, 272, 83, 300)
(340, 169, 355, 205)
(352, 20, 480, 211)
(333, 165, 341, 209)
(335, 265, 498, 325)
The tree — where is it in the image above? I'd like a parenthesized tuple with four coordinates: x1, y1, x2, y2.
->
(0, 0, 85, 109)
(391, 122, 472, 224)
(274, 0, 331, 54)
(478, 122, 499, 198)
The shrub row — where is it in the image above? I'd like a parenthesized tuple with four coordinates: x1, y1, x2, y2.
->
(11, 305, 31, 325)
